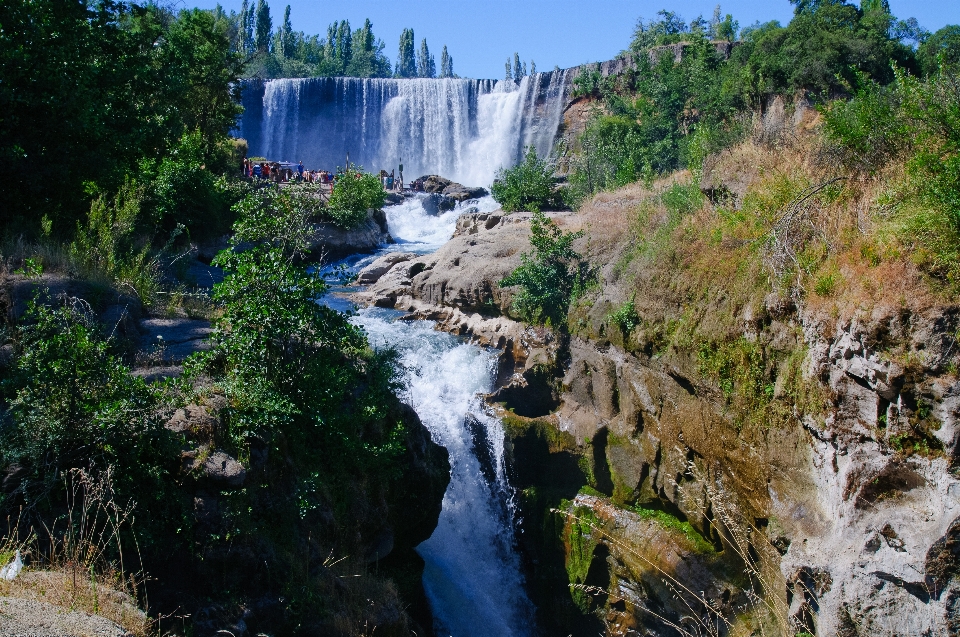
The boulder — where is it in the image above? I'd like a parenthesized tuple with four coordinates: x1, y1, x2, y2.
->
(309, 209, 393, 261)
(202, 451, 246, 488)
(357, 252, 416, 285)
(420, 193, 456, 216)
(418, 175, 452, 193)
(138, 318, 213, 362)
(442, 183, 488, 202)
(413, 175, 488, 203)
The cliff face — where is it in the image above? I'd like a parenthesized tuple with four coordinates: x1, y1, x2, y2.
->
(353, 194, 960, 635)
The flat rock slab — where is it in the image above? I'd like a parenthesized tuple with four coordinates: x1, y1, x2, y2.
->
(184, 260, 224, 289)
(0, 597, 127, 637)
(139, 318, 213, 362)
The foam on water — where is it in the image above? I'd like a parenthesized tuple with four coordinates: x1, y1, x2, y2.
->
(353, 309, 534, 637)
(385, 194, 500, 251)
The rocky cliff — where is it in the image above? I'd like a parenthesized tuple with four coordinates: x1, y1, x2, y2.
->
(352, 183, 960, 635)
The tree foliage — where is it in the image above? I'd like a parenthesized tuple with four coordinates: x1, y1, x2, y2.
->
(500, 211, 586, 326)
(491, 146, 563, 213)
(0, 0, 243, 236)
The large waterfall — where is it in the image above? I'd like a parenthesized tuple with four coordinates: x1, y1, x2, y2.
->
(239, 72, 571, 186)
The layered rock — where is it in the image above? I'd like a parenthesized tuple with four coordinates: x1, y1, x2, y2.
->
(350, 203, 960, 636)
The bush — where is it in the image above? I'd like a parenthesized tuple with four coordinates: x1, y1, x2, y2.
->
(499, 211, 585, 326)
(0, 299, 180, 530)
(207, 183, 406, 476)
(821, 74, 908, 172)
(492, 146, 562, 212)
(327, 167, 386, 228)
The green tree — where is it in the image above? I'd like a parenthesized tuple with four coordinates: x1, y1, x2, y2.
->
(500, 211, 586, 326)
(513, 52, 523, 80)
(254, 0, 271, 52)
(440, 45, 453, 78)
(275, 4, 294, 57)
(918, 25, 960, 75)
(630, 10, 689, 51)
(396, 28, 416, 77)
(327, 167, 388, 228)
(491, 146, 561, 212)
(505, 57, 513, 81)
(417, 38, 435, 78)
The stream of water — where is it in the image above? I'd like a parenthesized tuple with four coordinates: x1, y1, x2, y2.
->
(326, 196, 535, 636)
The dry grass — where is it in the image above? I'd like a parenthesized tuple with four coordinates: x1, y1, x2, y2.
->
(0, 468, 151, 636)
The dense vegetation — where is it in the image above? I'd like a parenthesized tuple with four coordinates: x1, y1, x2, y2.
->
(0, 0, 245, 239)
(0, 185, 434, 631)
(566, 0, 955, 202)
(0, 1, 429, 632)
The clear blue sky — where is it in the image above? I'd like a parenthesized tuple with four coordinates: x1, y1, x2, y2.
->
(185, 0, 960, 79)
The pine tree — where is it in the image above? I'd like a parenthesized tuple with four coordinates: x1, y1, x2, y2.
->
(530, 60, 536, 75)
(505, 58, 512, 81)
(254, 0, 272, 53)
(513, 52, 522, 81)
(439, 45, 452, 78)
(417, 38, 435, 77)
(396, 28, 416, 77)
(522, 61, 527, 77)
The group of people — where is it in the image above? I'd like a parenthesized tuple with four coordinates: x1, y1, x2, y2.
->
(244, 158, 416, 194)
(242, 158, 334, 185)
(376, 169, 406, 192)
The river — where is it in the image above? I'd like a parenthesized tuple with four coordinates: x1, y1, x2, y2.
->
(323, 195, 536, 637)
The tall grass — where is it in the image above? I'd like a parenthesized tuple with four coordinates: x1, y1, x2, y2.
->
(0, 468, 150, 636)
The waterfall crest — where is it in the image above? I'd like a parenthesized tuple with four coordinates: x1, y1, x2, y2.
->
(239, 72, 570, 186)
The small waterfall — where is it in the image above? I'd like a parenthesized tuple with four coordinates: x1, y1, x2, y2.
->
(354, 310, 535, 637)
(239, 72, 571, 186)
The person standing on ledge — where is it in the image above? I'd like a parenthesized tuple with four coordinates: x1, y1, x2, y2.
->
(398, 161, 404, 191)
(298, 161, 304, 180)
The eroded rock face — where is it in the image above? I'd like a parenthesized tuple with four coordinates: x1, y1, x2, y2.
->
(350, 206, 960, 636)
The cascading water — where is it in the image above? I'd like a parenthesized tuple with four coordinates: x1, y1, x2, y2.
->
(354, 310, 535, 637)
(239, 71, 571, 186)
(321, 197, 536, 636)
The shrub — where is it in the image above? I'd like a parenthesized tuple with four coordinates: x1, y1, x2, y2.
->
(492, 146, 562, 213)
(500, 211, 585, 326)
(0, 300, 180, 529)
(145, 131, 235, 238)
(821, 74, 908, 172)
(327, 167, 386, 228)
(608, 299, 640, 335)
(206, 184, 406, 474)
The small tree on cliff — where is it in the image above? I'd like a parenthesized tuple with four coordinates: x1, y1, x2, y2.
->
(499, 210, 586, 327)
